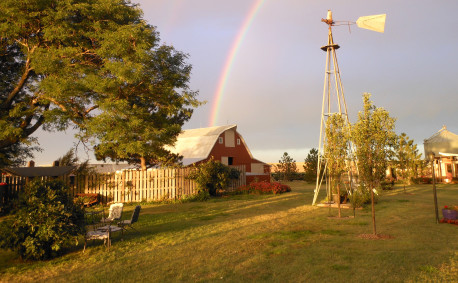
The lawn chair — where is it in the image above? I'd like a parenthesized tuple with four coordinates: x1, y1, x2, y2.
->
(83, 223, 122, 252)
(118, 205, 141, 232)
(99, 203, 124, 225)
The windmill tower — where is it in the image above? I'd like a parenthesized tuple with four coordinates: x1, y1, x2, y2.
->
(312, 11, 386, 205)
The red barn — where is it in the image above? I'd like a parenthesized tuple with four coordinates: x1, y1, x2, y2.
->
(168, 125, 270, 183)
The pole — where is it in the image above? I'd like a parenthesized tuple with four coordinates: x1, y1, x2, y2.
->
(431, 157, 439, 223)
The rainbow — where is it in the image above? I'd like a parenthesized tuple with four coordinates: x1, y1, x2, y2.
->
(209, 0, 266, 126)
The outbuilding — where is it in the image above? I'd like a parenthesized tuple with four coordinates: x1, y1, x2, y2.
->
(424, 126, 458, 181)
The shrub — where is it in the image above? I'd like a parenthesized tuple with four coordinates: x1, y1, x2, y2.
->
(413, 176, 432, 184)
(0, 180, 85, 260)
(381, 179, 394, 190)
(349, 185, 375, 209)
(187, 158, 240, 196)
(237, 181, 291, 195)
(271, 172, 305, 182)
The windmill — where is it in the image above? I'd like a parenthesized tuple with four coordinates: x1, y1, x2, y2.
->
(312, 11, 386, 205)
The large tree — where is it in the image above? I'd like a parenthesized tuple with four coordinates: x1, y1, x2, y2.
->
(352, 93, 396, 235)
(0, 0, 200, 169)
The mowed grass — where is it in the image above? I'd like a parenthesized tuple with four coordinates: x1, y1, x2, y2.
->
(0, 182, 457, 282)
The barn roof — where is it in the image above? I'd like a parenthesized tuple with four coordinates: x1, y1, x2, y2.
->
(424, 126, 458, 155)
(167, 125, 238, 166)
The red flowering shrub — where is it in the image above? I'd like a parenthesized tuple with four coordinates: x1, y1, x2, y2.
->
(236, 181, 291, 195)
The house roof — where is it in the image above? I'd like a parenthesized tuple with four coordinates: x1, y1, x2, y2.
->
(2, 166, 76, 177)
(424, 126, 458, 155)
(167, 125, 238, 166)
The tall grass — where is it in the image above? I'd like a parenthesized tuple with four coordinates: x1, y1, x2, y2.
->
(0, 182, 457, 282)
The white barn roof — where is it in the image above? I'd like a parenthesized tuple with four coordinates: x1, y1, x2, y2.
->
(167, 125, 238, 166)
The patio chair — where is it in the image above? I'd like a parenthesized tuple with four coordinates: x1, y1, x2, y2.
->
(118, 205, 141, 232)
(83, 223, 122, 252)
(100, 203, 124, 224)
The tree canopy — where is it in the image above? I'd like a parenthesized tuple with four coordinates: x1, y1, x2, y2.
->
(0, 0, 200, 168)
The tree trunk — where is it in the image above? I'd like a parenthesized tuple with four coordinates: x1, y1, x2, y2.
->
(337, 182, 341, 218)
(371, 188, 377, 235)
(140, 157, 147, 171)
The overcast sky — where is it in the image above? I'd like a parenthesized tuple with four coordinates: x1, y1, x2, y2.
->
(32, 0, 458, 165)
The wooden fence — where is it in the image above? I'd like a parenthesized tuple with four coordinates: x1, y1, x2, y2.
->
(0, 165, 246, 209)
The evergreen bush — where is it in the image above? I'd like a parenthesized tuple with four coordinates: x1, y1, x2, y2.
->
(0, 179, 85, 260)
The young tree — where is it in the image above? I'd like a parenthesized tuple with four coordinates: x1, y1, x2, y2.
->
(352, 93, 396, 235)
(0, 0, 201, 169)
(395, 133, 423, 192)
(324, 114, 349, 217)
(277, 152, 297, 182)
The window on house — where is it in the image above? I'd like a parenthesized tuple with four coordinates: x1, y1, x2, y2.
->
(447, 164, 452, 173)
(237, 138, 241, 145)
(218, 137, 223, 144)
(228, 157, 233, 165)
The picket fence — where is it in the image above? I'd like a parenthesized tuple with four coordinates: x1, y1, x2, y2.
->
(0, 165, 246, 208)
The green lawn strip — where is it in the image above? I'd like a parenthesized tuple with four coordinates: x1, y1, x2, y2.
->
(0, 182, 456, 282)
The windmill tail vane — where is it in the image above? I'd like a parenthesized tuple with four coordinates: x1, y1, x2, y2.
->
(321, 10, 387, 33)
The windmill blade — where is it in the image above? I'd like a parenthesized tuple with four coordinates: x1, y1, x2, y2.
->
(356, 14, 386, 33)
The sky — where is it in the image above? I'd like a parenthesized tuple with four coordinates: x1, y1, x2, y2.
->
(32, 0, 458, 165)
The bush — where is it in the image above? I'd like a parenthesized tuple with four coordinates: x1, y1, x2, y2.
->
(381, 179, 394, 190)
(271, 172, 305, 182)
(187, 159, 240, 196)
(0, 180, 85, 260)
(237, 181, 291, 195)
(349, 185, 375, 209)
(413, 176, 432, 184)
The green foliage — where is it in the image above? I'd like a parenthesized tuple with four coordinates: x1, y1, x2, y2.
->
(394, 133, 423, 188)
(303, 148, 322, 182)
(352, 93, 396, 191)
(352, 93, 396, 233)
(0, 180, 85, 260)
(349, 185, 374, 209)
(276, 152, 298, 182)
(324, 114, 349, 194)
(57, 148, 95, 175)
(0, 0, 201, 168)
(187, 159, 240, 196)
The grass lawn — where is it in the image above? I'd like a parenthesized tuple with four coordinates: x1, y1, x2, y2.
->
(0, 182, 457, 282)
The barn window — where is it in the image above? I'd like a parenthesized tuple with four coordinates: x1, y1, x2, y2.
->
(237, 138, 241, 145)
(228, 157, 234, 165)
(218, 137, 223, 144)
